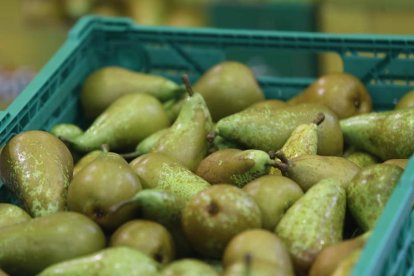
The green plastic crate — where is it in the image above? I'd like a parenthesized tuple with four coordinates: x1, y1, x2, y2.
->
(1, 16, 414, 275)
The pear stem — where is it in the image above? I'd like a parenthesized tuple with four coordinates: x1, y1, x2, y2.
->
(101, 144, 110, 153)
(275, 150, 289, 165)
(268, 160, 289, 176)
(206, 131, 216, 144)
(268, 150, 277, 160)
(181, 74, 194, 97)
(120, 151, 140, 160)
(313, 112, 325, 126)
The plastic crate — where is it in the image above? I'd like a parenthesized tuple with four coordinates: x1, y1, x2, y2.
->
(1, 16, 414, 275)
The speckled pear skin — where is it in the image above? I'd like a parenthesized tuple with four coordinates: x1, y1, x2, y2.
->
(275, 179, 346, 274)
(0, 130, 73, 217)
(286, 154, 360, 191)
(72, 93, 170, 152)
(216, 103, 343, 156)
(347, 164, 403, 231)
(130, 153, 210, 204)
(0, 203, 31, 229)
(152, 93, 213, 172)
(281, 122, 318, 159)
(0, 212, 106, 276)
(161, 259, 219, 276)
(340, 108, 414, 160)
(196, 149, 274, 188)
(345, 151, 379, 168)
(39, 247, 160, 276)
(182, 184, 262, 258)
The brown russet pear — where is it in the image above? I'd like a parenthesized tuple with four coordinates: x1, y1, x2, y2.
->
(182, 184, 262, 258)
(0, 130, 73, 217)
(67, 152, 142, 230)
(216, 103, 343, 156)
(81, 66, 183, 118)
(193, 61, 265, 121)
(223, 229, 294, 275)
(288, 72, 372, 119)
(110, 220, 175, 266)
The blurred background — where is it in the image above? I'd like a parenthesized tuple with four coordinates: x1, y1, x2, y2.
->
(1, 0, 413, 109)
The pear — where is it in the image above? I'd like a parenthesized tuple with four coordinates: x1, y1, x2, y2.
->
(161, 259, 218, 276)
(288, 72, 372, 119)
(133, 128, 170, 157)
(72, 149, 104, 177)
(110, 220, 175, 266)
(245, 99, 287, 112)
(216, 103, 343, 156)
(331, 249, 362, 276)
(309, 232, 370, 276)
(81, 66, 183, 118)
(347, 164, 403, 230)
(395, 89, 414, 109)
(345, 151, 379, 168)
(0, 269, 6, 276)
(182, 184, 262, 258)
(223, 229, 294, 275)
(242, 175, 303, 230)
(223, 257, 287, 276)
(383, 159, 408, 169)
(0, 212, 106, 275)
(151, 75, 214, 171)
(67, 152, 142, 230)
(280, 112, 325, 159)
(207, 133, 244, 154)
(0, 130, 73, 217)
(275, 178, 346, 273)
(130, 153, 210, 203)
(193, 61, 265, 121)
(50, 123, 83, 140)
(280, 153, 360, 191)
(163, 94, 186, 124)
(71, 93, 170, 152)
(38, 247, 160, 276)
(340, 108, 414, 160)
(0, 203, 31, 229)
(196, 149, 286, 188)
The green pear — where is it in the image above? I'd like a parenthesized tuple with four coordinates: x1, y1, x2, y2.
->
(134, 128, 170, 156)
(280, 112, 325, 159)
(50, 123, 83, 140)
(130, 153, 210, 203)
(0, 130, 73, 217)
(193, 61, 265, 121)
(71, 93, 170, 152)
(163, 94, 186, 123)
(0, 269, 6, 276)
(347, 164, 403, 230)
(0, 203, 31, 229)
(383, 159, 408, 169)
(207, 133, 244, 154)
(182, 184, 262, 258)
(161, 259, 218, 276)
(196, 149, 286, 188)
(0, 212, 106, 275)
(331, 249, 362, 276)
(288, 72, 372, 119)
(67, 152, 142, 230)
(281, 153, 360, 191)
(223, 229, 294, 275)
(151, 75, 214, 171)
(216, 103, 343, 156)
(395, 89, 414, 109)
(81, 66, 184, 118)
(345, 151, 379, 168)
(223, 257, 287, 276)
(242, 175, 303, 230)
(110, 220, 175, 266)
(39, 247, 160, 276)
(245, 99, 287, 112)
(275, 178, 346, 273)
(72, 149, 104, 177)
(309, 232, 370, 276)
(340, 108, 414, 160)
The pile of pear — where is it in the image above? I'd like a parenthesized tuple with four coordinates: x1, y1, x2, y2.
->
(0, 61, 412, 275)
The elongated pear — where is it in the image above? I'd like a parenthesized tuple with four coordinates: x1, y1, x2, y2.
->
(0, 212, 106, 275)
(39, 247, 160, 276)
(81, 66, 184, 118)
(50, 123, 83, 140)
(280, 153, 360, 191)
(71, 93, 170, 152)
(340, 108, 414, 160)
(0, 130, 73, 217)
(275, 178, 346, 273)
(151, 75, 214, 171)
(216, 103, 343, 156)
(347, 164, 403, 230)
(281, 112, 325, 159)
(345, 151, 379, 168)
